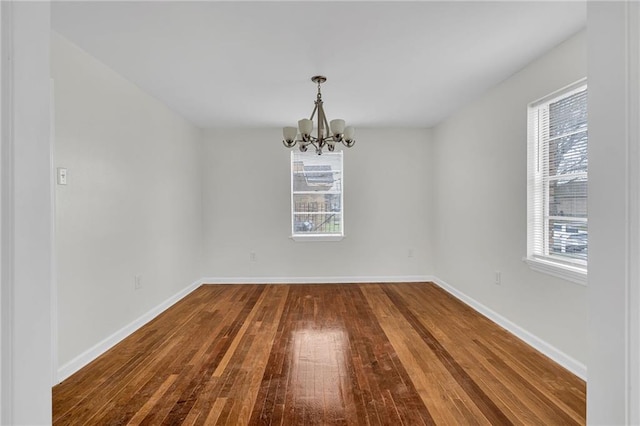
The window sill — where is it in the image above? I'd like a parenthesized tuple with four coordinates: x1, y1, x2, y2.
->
(290, 234, 344, 242)
(523, 257, 587, 286)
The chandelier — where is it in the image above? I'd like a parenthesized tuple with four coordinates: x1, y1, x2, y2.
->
(282, 76, 355, 155)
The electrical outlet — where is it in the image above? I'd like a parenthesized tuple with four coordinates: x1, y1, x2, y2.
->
(249, 252, 257, 262)
(495, 271, 502, 285)
(134, 275, 142, 290)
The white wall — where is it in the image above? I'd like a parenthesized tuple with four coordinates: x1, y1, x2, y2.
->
(1, 2, 53, 424)
(201, 128, 433, 281)
(587, 2, 640, 424)
(431, 31, 587, 369)
(51, 33, 203, 372)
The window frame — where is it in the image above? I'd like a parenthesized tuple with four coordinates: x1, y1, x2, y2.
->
(290, 151, 344, 242)
(526, 79, 588, 285)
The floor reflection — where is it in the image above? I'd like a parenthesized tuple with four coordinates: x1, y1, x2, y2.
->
(291, 328, 348, 417)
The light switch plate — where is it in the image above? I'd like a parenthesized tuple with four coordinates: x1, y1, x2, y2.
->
(57, 168, 67, 185)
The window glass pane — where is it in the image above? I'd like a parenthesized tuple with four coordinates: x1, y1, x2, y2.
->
(293, 194, 341, 213)
(293, 213, 342, 234)
(548, 176, 587, 218)
(548, 131, 588, 176)
(548, 89, 587, 138)
(548, 219, 587, 262)
(292, 162, 342, 193)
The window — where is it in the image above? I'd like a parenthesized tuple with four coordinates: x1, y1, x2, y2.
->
(291, 151, 343, 241)
(526, 80, 588, 284)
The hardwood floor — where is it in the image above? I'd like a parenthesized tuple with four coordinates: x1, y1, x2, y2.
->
(53, 283, 586, 425)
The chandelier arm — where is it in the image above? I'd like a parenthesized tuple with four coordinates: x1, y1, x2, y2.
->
(317, 101, 325, 141)
(310, 139, 323, 155)
(309, 103, 318, 121)
(316, 102, 324, 141)
(316, 96, 332, 142)
(322, 112, 331, 140)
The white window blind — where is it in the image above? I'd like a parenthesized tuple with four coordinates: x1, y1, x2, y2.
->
(291, 151, 343, 240)
(527, 80, 588, 279)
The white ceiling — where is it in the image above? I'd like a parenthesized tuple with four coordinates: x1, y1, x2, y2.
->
(51, 1, 586, 129)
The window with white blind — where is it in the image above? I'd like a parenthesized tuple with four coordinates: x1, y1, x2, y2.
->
(526, 79, 588, 284)
(291, 151, 344, 241)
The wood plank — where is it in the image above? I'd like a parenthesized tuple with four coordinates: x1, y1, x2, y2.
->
(126, 374, 178, 425)
(389, 283, 585, 424)
(52, 282, 586, 425)
(360, 284, 488, 425)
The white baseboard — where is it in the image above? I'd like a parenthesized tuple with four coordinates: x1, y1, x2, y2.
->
(431, 276, 587, 380)
(56, 278, 203, 383)
(201, 275, 434, 284)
